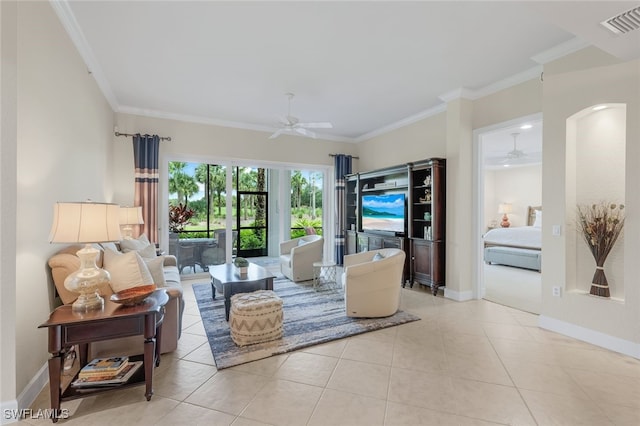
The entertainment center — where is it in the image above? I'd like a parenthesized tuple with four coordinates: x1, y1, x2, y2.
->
(344, 158, 445, 295)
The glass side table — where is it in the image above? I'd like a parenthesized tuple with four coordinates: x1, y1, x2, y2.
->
(313, 260, 338, 292)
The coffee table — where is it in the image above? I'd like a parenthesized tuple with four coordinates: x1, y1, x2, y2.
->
(209, 263, 275, 321)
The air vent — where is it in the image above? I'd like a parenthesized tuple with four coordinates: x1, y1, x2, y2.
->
(601, 6, 640, 35)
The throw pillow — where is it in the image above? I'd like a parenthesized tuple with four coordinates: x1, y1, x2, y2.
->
(297, 239, 308, 247)
(103, 248, 154, 293)
(372, 252, 385, 261)
(144, 256, 167, 288)
(119, 234, 157, 259)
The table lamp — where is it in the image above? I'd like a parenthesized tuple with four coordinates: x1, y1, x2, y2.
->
(498, 203, 513, 228)
(49, 201, 122, 312)
(119, 206, 144, 240)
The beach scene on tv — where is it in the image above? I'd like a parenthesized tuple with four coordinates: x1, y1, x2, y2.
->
(362, 193, 405, 233)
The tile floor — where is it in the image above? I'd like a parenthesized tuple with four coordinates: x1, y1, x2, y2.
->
(23, 273, 640, 425)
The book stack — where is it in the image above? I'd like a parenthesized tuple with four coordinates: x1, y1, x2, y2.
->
(72, 356, 142, 388)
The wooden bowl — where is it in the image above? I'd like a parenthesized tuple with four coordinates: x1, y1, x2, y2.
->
(110, 284, 156, 306)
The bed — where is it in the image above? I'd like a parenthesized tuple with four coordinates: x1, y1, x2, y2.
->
(483, 206, 542, 271)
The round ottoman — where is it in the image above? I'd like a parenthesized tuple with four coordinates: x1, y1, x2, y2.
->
(229, 290, 283, 346)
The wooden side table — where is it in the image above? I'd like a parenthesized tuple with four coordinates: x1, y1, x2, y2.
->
(38, 289, 169, 423)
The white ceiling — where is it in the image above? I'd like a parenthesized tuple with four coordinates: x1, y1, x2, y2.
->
(54, 1, 640, 142)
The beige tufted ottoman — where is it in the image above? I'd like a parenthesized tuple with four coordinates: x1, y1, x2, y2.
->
(229, 290, 283, 346)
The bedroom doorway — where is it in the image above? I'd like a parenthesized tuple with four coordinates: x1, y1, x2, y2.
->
(474, 114, 543, 314)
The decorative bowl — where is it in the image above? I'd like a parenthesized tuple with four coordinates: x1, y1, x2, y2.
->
(110, 284, 156, 306)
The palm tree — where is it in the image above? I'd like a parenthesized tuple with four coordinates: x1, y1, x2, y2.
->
(291, 171, 307, 209)
(194, 164, 226, 216)
(168, 162, 198, 206)
(238, 168, 256, 220)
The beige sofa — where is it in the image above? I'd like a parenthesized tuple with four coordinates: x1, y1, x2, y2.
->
(279, 235, 324, 282)
(342, 248, 405, 318)
(48, 244, 184, 356)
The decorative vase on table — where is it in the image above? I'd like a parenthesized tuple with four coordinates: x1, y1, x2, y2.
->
(576, 202, 625, 298)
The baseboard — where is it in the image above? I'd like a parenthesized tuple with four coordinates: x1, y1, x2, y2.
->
(1, 362, 49, 424)
(444, 288, 474, 301)
(1, 399, 18, 425)
(539, 315, 640, 359)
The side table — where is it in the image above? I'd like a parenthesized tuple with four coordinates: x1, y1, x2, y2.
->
(38, 289, 169, 423)
(313, 260, 339, 292)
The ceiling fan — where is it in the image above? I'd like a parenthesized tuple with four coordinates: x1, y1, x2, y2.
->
(269, 93, 333, 139)
(503, 132, 527, 161)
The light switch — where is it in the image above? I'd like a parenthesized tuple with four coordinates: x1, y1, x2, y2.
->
(552, 225, 561, 236)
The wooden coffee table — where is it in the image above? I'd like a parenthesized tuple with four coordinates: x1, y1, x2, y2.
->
(209, 263, 275, 321)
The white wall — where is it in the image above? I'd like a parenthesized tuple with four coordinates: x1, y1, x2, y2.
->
(541, 52, 639, 354)
(7, 1, 115, 409)
(484, 165, 542, 228)
(1, 0, 18, 416)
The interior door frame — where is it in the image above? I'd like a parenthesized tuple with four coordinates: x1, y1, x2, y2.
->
(472, 112, 543, 299)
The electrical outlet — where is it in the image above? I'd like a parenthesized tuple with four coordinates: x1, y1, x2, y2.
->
(552, 225, 561, 236)
(552, 286, 562, 297)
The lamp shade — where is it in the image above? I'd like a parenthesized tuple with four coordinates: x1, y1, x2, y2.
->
(49, 202, 122, 243)
(119, 206, 145, 225)
(498, 203, 513, 214)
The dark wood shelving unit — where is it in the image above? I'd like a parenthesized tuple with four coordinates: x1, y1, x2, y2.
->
(344, 159, 445, 293)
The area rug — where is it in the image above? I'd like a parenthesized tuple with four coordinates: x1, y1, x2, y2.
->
(193, 277, 420, 369)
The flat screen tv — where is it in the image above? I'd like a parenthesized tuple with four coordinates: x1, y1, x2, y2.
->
(361, 193, 405, 233)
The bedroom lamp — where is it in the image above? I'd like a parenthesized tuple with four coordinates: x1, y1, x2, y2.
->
(49, 201, 122, 312)
(498, 203, 513, 228)
(119, 206, 144, 240)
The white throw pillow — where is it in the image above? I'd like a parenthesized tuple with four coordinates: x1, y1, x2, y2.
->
(533, 210, 542, 228)
(144, 256, 167, 288)
(372, 252, 385, 261)
(297, 239, 308, 247)
(119, 234, 157, 259)
(103, 248, 154, 293)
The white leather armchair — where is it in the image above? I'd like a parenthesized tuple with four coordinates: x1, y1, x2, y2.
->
(279, 235, 324, 282)
(343, 248, 405, 318)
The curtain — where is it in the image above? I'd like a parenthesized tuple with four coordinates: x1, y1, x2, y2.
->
(133, 134, 160, 243)
(334, 154, 352, 265)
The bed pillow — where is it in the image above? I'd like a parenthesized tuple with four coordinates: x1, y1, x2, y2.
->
(533, 210, 542, 228)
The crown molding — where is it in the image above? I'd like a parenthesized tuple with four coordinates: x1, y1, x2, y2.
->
(49, 0, 119, 111)
(117, 106, 355, 143)
(438, 88, 475, 103)
(473, 65, 543, 99)
(531, 36, 590, 64)
(354, 104, 447, 142)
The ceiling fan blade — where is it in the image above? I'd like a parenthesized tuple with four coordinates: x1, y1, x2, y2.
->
(295, 127, 317, 138)
(269, 128, 287, 139)
(296, 122, 333, 129)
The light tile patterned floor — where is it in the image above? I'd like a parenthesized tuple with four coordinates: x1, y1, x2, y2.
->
(23, 272, 640, 425)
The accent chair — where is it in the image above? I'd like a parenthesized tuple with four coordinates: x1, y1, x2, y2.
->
(342, 248, 405, 318)
(279, 235, 324, 282)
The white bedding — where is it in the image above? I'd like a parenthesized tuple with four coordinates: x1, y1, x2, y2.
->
(483, 226, 541, 250)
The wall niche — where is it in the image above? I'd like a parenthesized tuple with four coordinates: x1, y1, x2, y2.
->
(565, 104, 626, 300)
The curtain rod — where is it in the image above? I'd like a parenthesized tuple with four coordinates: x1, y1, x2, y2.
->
(329, 153, 359, 159)
(115, 131, 172, 142)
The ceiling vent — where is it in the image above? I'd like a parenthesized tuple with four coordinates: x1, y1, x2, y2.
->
(601, 6, 640, 35)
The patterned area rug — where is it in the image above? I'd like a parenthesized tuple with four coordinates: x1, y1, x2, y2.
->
(193, 277, 421, 369)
